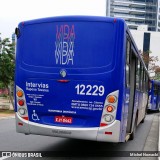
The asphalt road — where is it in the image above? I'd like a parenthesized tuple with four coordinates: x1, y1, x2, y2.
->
(0, 113, 158, 160)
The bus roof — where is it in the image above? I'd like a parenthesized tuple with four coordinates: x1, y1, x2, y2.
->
(126, 27, 149, 77)
(19, 15, 125, 26)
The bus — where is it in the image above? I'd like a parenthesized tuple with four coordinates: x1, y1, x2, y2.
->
(148, 80, 160, 111)
(15, 16, 149, 142)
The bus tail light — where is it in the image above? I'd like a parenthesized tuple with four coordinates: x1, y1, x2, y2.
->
(16, 86, 29, 121)
(106, 105, 114, 112)
(104, 114, 114, 123)
(18, 100, 24, 106)
(18, 108, 26, 115)
(107, 95, 117, 103)
(57, 79, 70, 83)
(17, 90, 23, 97)
(100, 123, 107, 127)
(100, 90, 119, 127)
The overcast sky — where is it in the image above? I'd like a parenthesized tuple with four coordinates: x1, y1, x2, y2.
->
(0, 0, 106, 38)
(0, 0, 159, 65)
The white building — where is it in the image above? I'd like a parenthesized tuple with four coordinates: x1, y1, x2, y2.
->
(131, 29, 160, 69)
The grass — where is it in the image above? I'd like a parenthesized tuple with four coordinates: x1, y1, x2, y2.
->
(0, 110, 15, 114)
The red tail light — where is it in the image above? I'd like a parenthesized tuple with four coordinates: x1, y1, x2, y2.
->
(23, 117, 29, 120)
(18, 100, 24, 106)
(57, 79, 70, 83)
(100, 123, 107, 127)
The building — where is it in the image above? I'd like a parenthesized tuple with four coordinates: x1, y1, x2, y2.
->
(107, 0, 159, 31)
(131, 29, 160, 76)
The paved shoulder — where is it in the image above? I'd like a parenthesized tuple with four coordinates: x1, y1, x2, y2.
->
(0, 116, 15, 120)
(0, 114, 15, 120)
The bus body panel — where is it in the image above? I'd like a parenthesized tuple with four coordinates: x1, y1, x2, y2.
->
(148, 80, 160, 111)
(25, 79, 106, 128)
(15, 16, 125, 142)
(137, 92, 148, 124)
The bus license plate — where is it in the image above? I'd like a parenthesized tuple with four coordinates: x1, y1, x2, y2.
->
(55, 116, 73, 124)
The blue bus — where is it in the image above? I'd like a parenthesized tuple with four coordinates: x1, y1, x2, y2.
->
(15, 16, 149, 142)
(148, 80, 160, 111)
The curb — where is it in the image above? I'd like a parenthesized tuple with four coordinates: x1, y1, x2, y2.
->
(158, 115, 160, 160)
(140, 114, 159, 160)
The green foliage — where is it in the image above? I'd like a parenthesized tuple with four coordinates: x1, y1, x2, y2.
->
(154, 67, 160, 80)
(155, 74, 160, 81)
(0, 81, 5, 89)
(0, 37, 15, 88)
(0, 93, 8, 97)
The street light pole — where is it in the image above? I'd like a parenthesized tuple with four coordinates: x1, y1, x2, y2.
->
(106, 0, 111, 17)
(0, 36, 2, 54)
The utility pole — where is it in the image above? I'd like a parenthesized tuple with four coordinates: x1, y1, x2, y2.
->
(12, 33, 16, 55)
(106, 0, 111, 17)
(12, 33, 15, 44)
(0, 36, 2, 53)
(143, 32, 151, 69)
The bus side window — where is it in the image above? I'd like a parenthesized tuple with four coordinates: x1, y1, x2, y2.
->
(143, 68, 146, 92)
(154, 84, 158, 95)
(146, 75, 148, 92)
(136, 60, 140, 90)
(139, 63, 143, 91)
(158, 86, 160, 96)
(126, 37, 130, 88)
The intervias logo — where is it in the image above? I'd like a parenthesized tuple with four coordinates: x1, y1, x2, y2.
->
(55, 25, 75, 65)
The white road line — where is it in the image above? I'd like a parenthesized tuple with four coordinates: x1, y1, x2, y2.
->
(0, 157, 10, 160)
(0, 116, 15, 120)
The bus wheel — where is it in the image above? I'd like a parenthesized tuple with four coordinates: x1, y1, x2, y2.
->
(141, 111, 146, 123)
(130, 117, 137, 140)
(141, 107, 147, 123)
(141, 117, 145, 123)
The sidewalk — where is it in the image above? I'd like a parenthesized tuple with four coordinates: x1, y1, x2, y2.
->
(141, 113, 159, 160)
(0, 97, 15, 119)
(0, 97, 14, 110)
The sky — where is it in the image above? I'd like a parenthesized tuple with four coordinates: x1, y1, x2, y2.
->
(0, 0, 159, 65)
(0, 0, 106, 38)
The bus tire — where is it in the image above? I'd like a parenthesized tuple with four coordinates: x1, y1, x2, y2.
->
(141, 109, 147, 123)
(141, 117, 145, 123)
(130, 117, 137, 140)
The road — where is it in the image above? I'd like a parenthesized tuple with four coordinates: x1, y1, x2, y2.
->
(0, 113, 159, 160)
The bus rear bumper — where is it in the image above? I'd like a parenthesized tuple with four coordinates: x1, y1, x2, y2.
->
(16, 113, 120, 142)
(97, 120, 121, 142)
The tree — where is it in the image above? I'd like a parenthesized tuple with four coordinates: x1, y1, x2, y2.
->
(141, 50, 159, 72)
(155, 67, 160, 80)
(0, 36, 15, 107)
(140, 50, 160, 79)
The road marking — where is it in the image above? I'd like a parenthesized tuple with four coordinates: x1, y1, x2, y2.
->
(0, 157, 10, 160)
(0, 116, 15, 120)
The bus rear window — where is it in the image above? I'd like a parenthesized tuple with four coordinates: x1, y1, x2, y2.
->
(22, 22, 114, 68)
